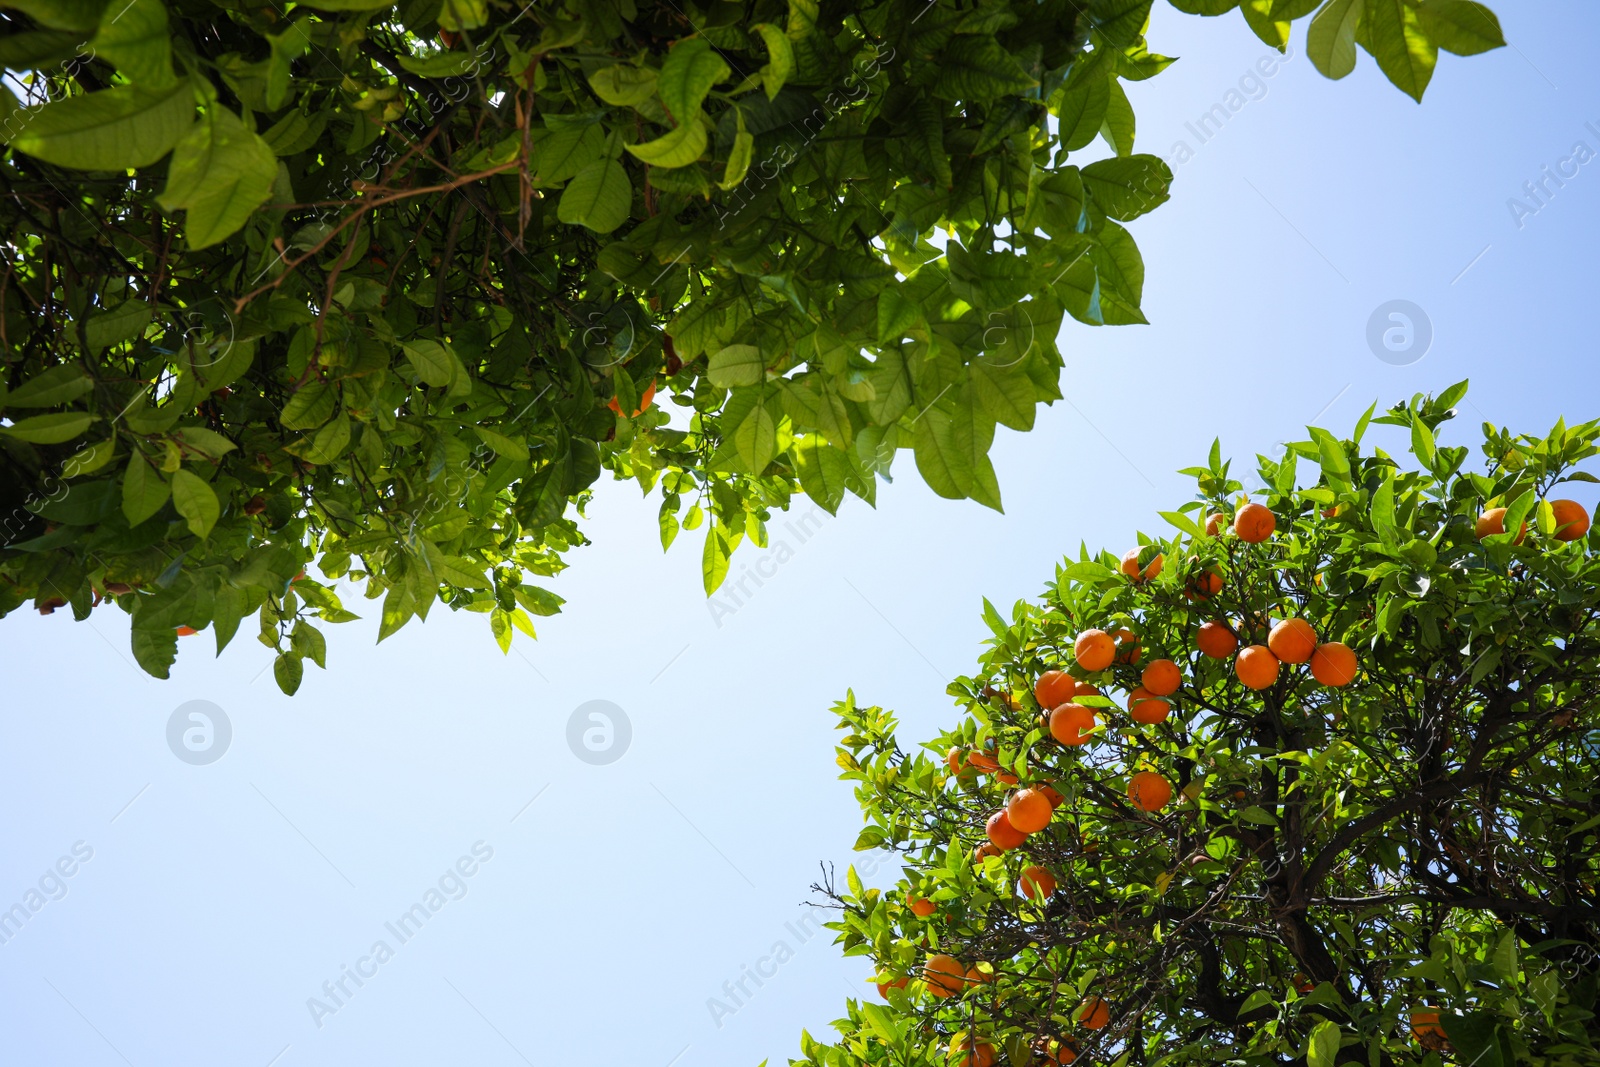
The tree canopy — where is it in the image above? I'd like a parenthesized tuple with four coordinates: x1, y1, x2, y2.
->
(0, 0, 1505, 691)
(808, 385, 1600, 1067)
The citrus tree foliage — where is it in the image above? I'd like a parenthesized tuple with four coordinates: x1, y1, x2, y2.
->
(0, 0, 1502, 691)
(811, 386, 1600, 1067)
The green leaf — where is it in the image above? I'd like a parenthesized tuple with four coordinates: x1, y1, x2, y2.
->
(437, 0, 487, 32)
(157, 105, 278, 249)
(12, 82, 192, 170)
(707, 344, 766, 388)
(557, 157, 632, 233)
(402, 340, 456, 389)
(1440, 1013, 1503, 1067)
(1363, 0, 1437, 101)
(279, 379, 335, 429)
(131, 625, 177, 678)
(914, 406, 977, 500)
(85, 299, 152, 351)
(1415, 0, 1504, 56)
(719, 107, 754, 190)
(1371, 471, 1398, 545)
(1239, 805, 1279, 825)
(90, 0, 173, 87)
(658, 37, 730, 123)
(1055, 56, 1109, 151)
(1305, 1019, 1341, 1067)
(935, 35, 1038, 100)
(625, 118, 708, 169)
(170, 468, 219, 538)
(171, 426, 237, 459)
(795, 436, 851, 513)
(473, 426, 529, 462)
(1100, 75, 1135, 156)
(1159, 510, 1205, 538)
(1307, 0, 1362, 79)
(3, 365, 94, 408)
(274, 652, 304, 695)
(1240, 0, 1291, 48)
(751, 23, 794, 99)
(702, 524, 730, 593)
(121, 453, 169, 524)
(1489, 928, 1519, 985)
(0, 411, 95, 443)
(1081, 155, 1172, 220)
(969, 357, 1036, 432)
(588, 64, 659, 107)
(2, 0, 107, 32)
(288, 412, 351, 465)
(264, 16, 311, 109)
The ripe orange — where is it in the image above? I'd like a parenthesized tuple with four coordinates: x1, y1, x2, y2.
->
(924, 954, 965, 998)
(1141, 659, 1181, 697)
(1034, 670, 1077, 710)
(1234, 502, 1276, 543)
(906, 893, 936, 917)
(949, 1033, 997, 1067)
(1074, 629, 1115, 671)
(1196, 621, 1238, 659)
(996, 769, 1019, 785)
(964, 962, 994, 986)
(1045, 1038, 1079, 1065)
(1120, 548, 1163, 582)
(607, 379, 658, 417)
(986, 810, 1027, 850)
(1127, 771, 1173, 812)
(1113, 628, 1141, 665)
(1020, 865, 1057, 900)
(1038, 783, 1065, 808)
(1126, 686, 1171, 725)
(1071, 680, 1101, 699)
(945, 747, 964, 774)
(176, 625, 198, 636)
(1235, 645, 1280, 690)
(1049, 704, 1098, 747)
(1409, 1008, 1447, 1041)
(875, 974, 908, 997)
(1552, 499, 1590, 541)
(968, 745, 1000, 774)
(1293, 973, 1315, 994)
(1267, 618, 1317, 664)
(1007, 788, 1053, 833)
(1475, 507, 1526, 543)
(1205, 511, 1227, 536)
(1310, 642, 1358, 687)
(972, 842, 1001, 862)
(1186, 569, 1223, 600)
(1077, 996, 1111, 1030)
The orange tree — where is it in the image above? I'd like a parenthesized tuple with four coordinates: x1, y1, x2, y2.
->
(808, 383, 1600, 1067)
(0, 0, 1504, 691)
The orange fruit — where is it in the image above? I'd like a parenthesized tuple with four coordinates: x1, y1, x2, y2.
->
(1120, 548, 1163, 582)
(924, 954, 965, 998)
(949, 1033, 997, 1067)
(1049, 704, 1098, 747)
(1475, 507, 1526, 543)
(1235, 645, 1280, 690)
(1071, 680, 1101, 698)
(1293, 973, 1316, 994)
(968, 745, 1000, 773)
(607, 379, 658, 417)
(1077, 996, 1111, 1030)
(1074, 629, 1115, 671)
(1234, 502, 1276, 543)
(1034, 670, 1078, 710)
(996, 769, 1019, 785)
(1141, 659, 1182, 697)
(1019, 865, 1057, 900)
(1410, 1008, 1447, 1041)
(1196, 621, 1238, 659)
(1186, 569, 1223, 600)
(1127, 770, 1173, 812)
(1205, 511, 1227, 536)
(1007, 788, 1053, 833)
(906, 893, 937, 917)
(945, 747, 965, 774)
(1552, 499, 1590, 541)
(972, 842, 1001, 862)
(1127, 686, 1171, 725)
(1113, 629, 1141, 665)
(964, 963, 994, 985)
(986, 810, 1027, 850)
(175, 625, 198, 636)
(1047, 1038, 1079, 1065)
(875, 974, 908, 997)
(1310, 642, 1358, 687)
(1038, 783, 1065, 808)
(1267, 618, 1317, 664)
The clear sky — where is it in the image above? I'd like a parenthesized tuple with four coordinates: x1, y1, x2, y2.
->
(4, 5, 1600, 1065)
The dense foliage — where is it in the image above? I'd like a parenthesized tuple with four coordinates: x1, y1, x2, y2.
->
(811, 386, 1600, 1067)
(0, 0, 1503, 690)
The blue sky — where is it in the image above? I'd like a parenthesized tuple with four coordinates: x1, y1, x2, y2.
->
(4, 4, 1600, 1065)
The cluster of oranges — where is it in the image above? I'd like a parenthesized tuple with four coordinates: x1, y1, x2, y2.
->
(1476, 498, 1589, 543)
